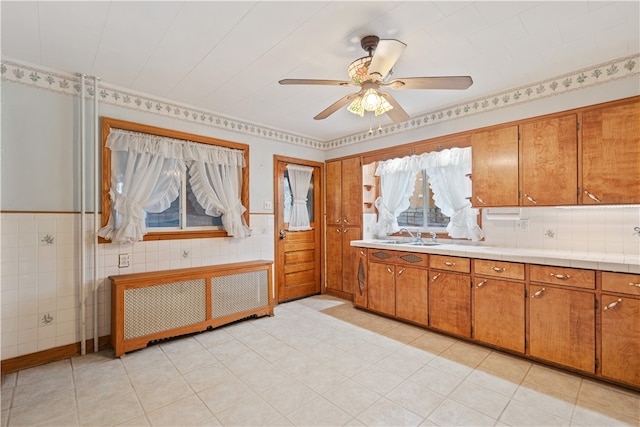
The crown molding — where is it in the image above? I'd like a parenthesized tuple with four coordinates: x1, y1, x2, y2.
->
(2, 54, 638, 151)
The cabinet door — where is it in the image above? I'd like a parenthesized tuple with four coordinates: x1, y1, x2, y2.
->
(582, 100, 640, 204)
(341, 157, 362, 226)
(520, 114, 578, 206)
(529, 285, 595, 372)
(471, 125, 519, 207)
(325, 226, 343, 292)
(341, 227, 361, 295)
(396, 266, 428, 326)
(429, 271, 471, 337)
(326, 160, 342, 225)
(353, 248, 368, 308)
(601, 294, 640, 387)
(473, 279, 525, 353)
(368, 261, 396, 316)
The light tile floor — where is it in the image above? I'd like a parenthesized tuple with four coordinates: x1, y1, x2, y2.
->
(2, 295, 639, 426)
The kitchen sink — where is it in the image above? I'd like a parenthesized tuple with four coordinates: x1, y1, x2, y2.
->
(405, 241, 440, 246)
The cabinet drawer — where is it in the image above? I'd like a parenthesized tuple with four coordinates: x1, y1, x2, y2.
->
(602, 272, 640, 296)
(530, 265, 595, 289)
(430, 255, 470, 273)
(474, 259, 524, 280)
(395, 251, 428, 268)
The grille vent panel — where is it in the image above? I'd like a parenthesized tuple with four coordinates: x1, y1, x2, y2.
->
(124, 279, 206, 340)
(211, 270, 268, 319)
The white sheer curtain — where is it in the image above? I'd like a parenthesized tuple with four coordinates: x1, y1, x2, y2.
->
(373, 167, 417, 236)
(98, 131, 183, 243)
(98, 128, 249, 242)
(373, 147, 484, 241)
(420, 148, 484, 241)
(189, 158, 251, 238)
(286, 164, 314, 231)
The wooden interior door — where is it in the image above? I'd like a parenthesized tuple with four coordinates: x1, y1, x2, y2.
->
(274, 156, 323, 303)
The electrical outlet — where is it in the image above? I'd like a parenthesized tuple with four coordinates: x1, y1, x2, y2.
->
(118, 253, 130, 268)
(514, 219, 529, 232)
(263, 200, 273, 210)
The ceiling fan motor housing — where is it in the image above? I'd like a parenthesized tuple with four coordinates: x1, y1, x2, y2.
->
(360, 35, 380, 54)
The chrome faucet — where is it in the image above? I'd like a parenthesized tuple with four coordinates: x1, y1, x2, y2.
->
(399, 228, 417, 241)
(399, 228, 437, 244)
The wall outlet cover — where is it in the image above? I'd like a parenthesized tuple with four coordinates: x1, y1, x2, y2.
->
(514, 219, 529, 232)
(118, 254, 130, 268)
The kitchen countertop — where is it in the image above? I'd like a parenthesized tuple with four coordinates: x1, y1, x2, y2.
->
(351, 239, 640, 274)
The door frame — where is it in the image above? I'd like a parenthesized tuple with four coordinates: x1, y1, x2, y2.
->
(273, 155, 325, 304)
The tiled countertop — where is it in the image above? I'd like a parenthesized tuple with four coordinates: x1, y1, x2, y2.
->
(351, 239, 640, 274)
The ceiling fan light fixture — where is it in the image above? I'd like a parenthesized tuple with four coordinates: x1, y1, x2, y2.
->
(348, 57, 373, 84)
(362, 88, 381, 111)
(374, 96, 393, 116)
(347, 96, 365, 117)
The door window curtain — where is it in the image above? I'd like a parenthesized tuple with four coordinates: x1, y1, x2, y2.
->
(98, 129, 249, 243)
(373, 147, 484, 241)
(285, 164, 314, 231)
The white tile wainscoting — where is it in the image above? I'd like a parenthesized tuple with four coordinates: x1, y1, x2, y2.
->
(0, 213, 275, 360)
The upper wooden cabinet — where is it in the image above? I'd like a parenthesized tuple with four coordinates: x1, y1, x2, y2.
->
(581, 98, 640, 204)
(326, 157, 362, 226)
(520, 114, 578, 206)
(471, 125, 519, 207)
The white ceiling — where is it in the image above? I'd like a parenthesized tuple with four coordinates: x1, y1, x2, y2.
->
(2, 1, 639, 142)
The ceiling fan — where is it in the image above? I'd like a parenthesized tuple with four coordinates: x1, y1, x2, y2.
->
(279, 35, 473, 123)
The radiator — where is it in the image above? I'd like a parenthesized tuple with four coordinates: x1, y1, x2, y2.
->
(110, 261, 273, 357)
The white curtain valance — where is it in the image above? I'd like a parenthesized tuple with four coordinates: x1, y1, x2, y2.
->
(107, 128, 245, 166)
(375, 147, 471, 176)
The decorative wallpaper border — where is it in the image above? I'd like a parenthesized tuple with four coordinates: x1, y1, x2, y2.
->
(2, 53, 638, 150)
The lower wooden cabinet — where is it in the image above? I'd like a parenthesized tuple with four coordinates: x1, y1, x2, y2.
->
(353, 248, 368, 308)
(600, 272, 640, 388)
(368, 261, 396, 316)
(326, 226, 360, 297)
(529, 285, 596, 373)
(473, 278, 525, 353)
(395, 266, 428, 326)
(355, 246, 638, 389)
(429, 271, 471, 337)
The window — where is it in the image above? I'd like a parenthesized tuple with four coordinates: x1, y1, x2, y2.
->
(144, 166, 224, 230)
(397, 170, 449, 230)
(99, 117, 249, 243)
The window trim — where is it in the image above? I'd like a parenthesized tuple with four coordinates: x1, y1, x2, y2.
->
(100, 117, 249, 243)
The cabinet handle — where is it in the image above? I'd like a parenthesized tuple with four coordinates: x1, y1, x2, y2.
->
(491, 267, 506, 273)
(603, 298, 622, 311)
(524, 194, 538, 205)
(335, 228, 341, 233)
(359, 250, 365, 256)
(343, 218, 349, 224)
(386, 267, 394, 275)
(584, 190, 601, 203)
(335, 217, 341, 224)
(443, 261, 456, 267)
(550, 273, 570, 280)
(343, 228, 349, 233)
(531, 288, 546, 298)
(398, 267, 406, 276)
(432, 273, 441, 282)
(629, 282, 640, 288)
(475, 195, 486, 205)
(476, 280, 488, 289)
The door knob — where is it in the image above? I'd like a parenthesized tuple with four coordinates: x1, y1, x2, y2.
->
(279, 230, 286, 239)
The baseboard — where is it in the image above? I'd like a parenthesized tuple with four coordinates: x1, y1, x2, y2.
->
(1, 335, 111, 373)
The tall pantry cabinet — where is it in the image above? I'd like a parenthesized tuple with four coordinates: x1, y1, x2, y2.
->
(325, 157, 362, 299)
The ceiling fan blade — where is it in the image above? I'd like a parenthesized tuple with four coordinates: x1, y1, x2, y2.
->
(382, 76, 473, 90)
(367, 39, 407, 80)
(313, 92, 361, 120)
(279, 78, 353, 87)
(379, 92, 409, 123)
